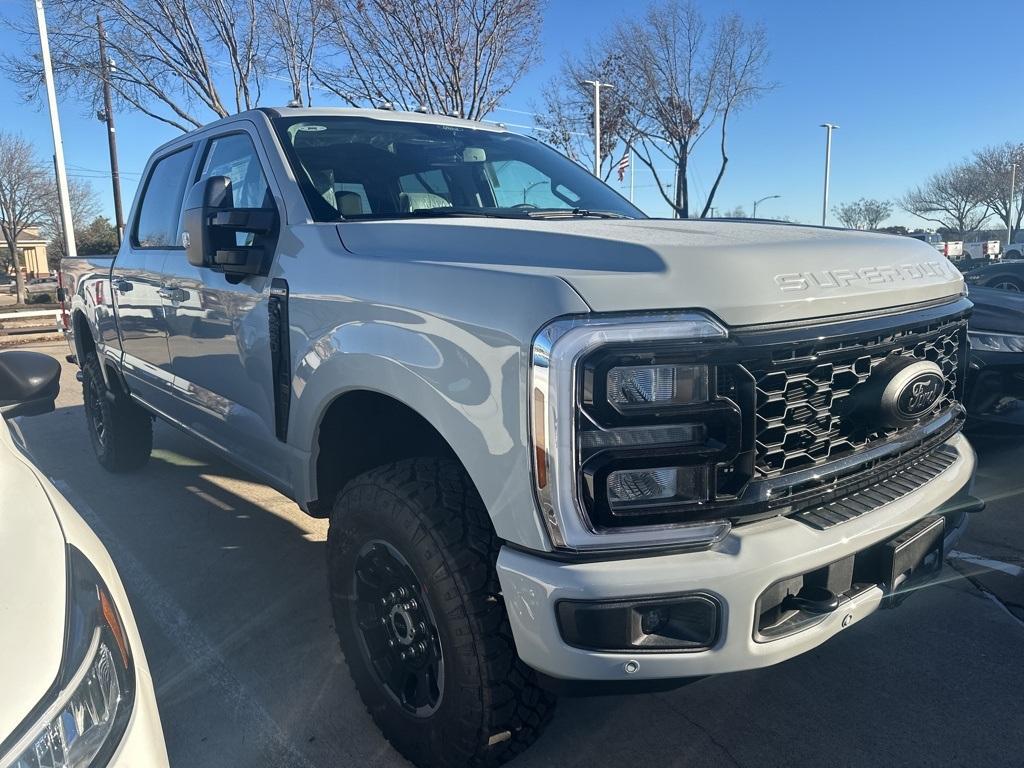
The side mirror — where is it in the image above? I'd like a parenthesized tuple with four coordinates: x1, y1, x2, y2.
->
(183, 175, 278, 278)
(0, 350, 61, 419)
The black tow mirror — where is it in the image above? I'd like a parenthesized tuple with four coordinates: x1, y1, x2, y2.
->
(183, 175, 278, 278)
(0, 350, 61, 419)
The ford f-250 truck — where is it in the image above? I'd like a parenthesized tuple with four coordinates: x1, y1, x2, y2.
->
(62, 107, 980, 767)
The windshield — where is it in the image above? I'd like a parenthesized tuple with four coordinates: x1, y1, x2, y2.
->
(272, 115, 644, 222)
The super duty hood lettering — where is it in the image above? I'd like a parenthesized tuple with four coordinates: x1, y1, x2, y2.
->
(775, 260, 956, 292)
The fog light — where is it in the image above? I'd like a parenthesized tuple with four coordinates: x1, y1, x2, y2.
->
(607, 364, 709, 409)
(557, 594, 719, 652)
(607, 466, 708, 512)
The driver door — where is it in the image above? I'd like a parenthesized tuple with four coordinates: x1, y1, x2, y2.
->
(159, 126, 286, 484)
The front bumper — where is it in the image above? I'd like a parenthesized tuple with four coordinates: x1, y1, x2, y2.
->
(497, 432, 975, 682)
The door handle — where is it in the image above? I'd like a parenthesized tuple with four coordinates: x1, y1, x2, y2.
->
(157, 286, 189, 303)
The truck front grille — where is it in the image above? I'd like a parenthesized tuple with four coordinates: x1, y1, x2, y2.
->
(745, 313, 966, 479)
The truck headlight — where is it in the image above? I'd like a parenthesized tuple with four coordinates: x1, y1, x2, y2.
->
(2, 548, 135, 768)
(531, 312, 741, 552)
(968, 330, 1024, 353)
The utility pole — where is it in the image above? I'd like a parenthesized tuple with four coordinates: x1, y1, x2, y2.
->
(820, 123, 839, 226)
(34, 0, 76, 279)
(581, 79, 613, 177)
(753, 194, 780, 218)
(96, 14, 124, 245)
(1008, 162, 1018, 247)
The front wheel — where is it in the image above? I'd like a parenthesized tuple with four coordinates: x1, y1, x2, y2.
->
(327, 458, 555, 768)
(81, 353, 153, 471)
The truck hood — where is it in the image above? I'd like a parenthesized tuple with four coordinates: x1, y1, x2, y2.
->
(338, 218, 964, 326)
(0, 425, 66, 743)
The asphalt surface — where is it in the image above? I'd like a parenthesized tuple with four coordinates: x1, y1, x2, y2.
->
(14, 342, 1024, 768)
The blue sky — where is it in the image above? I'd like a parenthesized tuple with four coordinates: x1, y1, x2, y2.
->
(1, 0, 1021, 226)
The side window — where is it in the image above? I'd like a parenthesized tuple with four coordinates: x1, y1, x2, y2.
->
(200, 133, 272, 210)
(488, 160, 567, 208)
(133, 147, 193, 248)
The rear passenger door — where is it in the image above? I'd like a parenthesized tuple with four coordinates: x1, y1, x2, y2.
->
(114, 144, 195, 411)
(159, 127, 286, 483)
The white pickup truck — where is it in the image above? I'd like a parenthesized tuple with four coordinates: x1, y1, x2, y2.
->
(62, 107, 979, 767)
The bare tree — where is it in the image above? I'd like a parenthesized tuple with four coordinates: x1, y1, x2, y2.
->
(698, 14, 771, 218)
(41, 178, 101, 261)
(0, 133, 49, 303)
(901, 163, 992, 238)
(316, 0, 544, 119)
(4, 0, 265, 131)
(604, 1, 772, 218)
(265, 0, 328, 106)
(832, 198, 892, 230)
(534, 50, 635, 180)
(971, 142, 1024, 242)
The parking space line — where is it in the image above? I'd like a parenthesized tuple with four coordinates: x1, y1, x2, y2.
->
(949, 550, 1023, 577)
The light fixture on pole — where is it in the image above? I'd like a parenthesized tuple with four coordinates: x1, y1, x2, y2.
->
(820, 123, 839, 226)
(34, 0, 76, 263)
(581, 79, 614, 177)
(753, 194, 780, 218)
(1008, 162, 1018, 247)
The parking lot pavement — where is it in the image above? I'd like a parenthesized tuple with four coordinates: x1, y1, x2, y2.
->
(13, 342, 1024, 768)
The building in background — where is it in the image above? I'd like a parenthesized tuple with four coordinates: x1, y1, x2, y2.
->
(14, 227, 49, 277)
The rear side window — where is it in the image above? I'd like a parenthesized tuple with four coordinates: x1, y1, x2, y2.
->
(133, 147, 193, 248)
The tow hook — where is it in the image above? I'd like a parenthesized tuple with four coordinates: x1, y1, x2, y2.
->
(781, 586, 840, 615)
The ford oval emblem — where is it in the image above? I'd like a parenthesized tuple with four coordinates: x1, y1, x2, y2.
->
(878, 360, 945, 426)
(896, 372, 943, 419)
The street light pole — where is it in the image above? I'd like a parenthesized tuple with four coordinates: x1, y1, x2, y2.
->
(1008, 162, 1018, 247)
(34, 0, 76, 267)
(820, 123, 839, 226)
(581, 79, 613, 177)
(753, 194, 780, 218)
(96, 14, 125, 245)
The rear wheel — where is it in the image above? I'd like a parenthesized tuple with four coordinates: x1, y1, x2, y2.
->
(327, 458, 555, 768)
(81, 352, 153, 471)
(988, 275, 1024, 292)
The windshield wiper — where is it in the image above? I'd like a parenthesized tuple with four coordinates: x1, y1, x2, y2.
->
(526, 208, 630, 220)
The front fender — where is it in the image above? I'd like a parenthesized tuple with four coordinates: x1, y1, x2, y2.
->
(289, 303, 550, 550)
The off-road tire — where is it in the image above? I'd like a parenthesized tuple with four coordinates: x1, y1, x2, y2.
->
(81, 352, 152, 472)
(327, 458, 556, 768)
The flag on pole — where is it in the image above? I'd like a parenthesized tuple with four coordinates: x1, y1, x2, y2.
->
(616, 152, 630, 182)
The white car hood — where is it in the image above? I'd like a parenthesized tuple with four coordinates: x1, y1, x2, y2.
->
(338, 218, 964, 325)
(0, 424, 66, 742)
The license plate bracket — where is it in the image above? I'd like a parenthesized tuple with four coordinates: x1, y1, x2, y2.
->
(880, 516, 945, 608)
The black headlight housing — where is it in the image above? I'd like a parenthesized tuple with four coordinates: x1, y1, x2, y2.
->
(577, 343, 755, 530)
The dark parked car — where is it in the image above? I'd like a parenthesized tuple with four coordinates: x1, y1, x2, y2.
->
(965, 286, 1024, 428)
(963, 259, 1024, 292)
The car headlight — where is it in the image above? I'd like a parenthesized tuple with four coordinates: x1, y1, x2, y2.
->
(968, 331, 1024, 353)
(530, 312, 737, 552)
(2, 547, 135, 768)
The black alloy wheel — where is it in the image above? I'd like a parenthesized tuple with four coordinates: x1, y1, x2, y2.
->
(352, 539, 444, 717)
